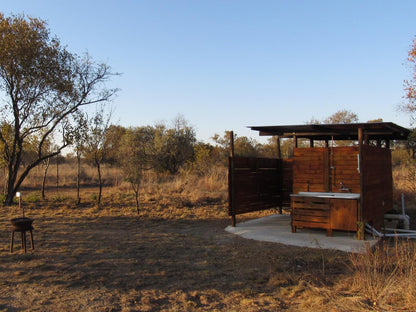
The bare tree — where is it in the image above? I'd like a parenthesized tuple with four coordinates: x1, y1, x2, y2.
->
(403, 37, 416, 121)
(119, 126, 156, 213)
(0, 14, 118, 205)
(83, 104, 112, 206)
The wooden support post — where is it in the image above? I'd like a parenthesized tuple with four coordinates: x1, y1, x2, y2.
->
(229, 131, 236, 227)
(277, 136, 283, 214)
(293, 135, 298, 148)
(310, 138, 314, 148)
(357, 127, 365, 240)
(230, 131, 235, 158)
(276, 136, 281, 159)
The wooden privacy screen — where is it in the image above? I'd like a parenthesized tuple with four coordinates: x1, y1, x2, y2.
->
(228, 156, 292, 220)
(293, 147, 361, 194)
(293, 148, 329, 193)
(331, 147, 361, 193)
(361, 145, 393, 229)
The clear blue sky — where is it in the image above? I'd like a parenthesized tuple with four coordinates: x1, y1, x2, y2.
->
(3, 1, 416, 143)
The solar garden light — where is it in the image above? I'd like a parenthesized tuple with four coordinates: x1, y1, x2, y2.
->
(15, 192, 24, 217)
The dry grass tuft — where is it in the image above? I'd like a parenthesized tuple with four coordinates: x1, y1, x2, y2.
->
(349, 239, 416, 311)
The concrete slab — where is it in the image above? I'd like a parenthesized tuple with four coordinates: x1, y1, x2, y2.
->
(225, 214, 379, 253)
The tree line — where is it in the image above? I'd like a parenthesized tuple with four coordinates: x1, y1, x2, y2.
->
(2, 12, 416, 207)
(76, 116, 285, 211)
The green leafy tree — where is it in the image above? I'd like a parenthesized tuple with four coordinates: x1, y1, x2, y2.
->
(234, 136, 261, 157)
(212, 131, 262, 158)
(104, 125, 127, 167)
(0, 13, 117, 205)
(154, 116, 196, 174)
(304, 110, 360, 147)
(260, 136, 293, 159)
(190, 142, 224, 176)
(307, 109, 359, 124)
(323, 109, 359, 124)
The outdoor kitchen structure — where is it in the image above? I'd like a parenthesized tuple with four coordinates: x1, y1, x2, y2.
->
(228, 122, 410, 239)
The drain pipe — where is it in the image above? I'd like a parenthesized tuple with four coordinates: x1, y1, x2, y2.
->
(365, 223, 416, 239)
(384, 194, 410, 230)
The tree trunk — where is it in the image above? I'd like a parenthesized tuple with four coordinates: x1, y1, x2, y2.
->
(56, 154, 59, 193)
(131, 182, 140, 214)
(96, 157, 102, 205)
(41, 158, 50, 199)
(3, 167, 7, 195)
(135, 191, 139, 214)
(76, 151, 81, 205)
(4, 156, 21, 206)
(4, 189, 15, 206)
(4, 149, 61, 205)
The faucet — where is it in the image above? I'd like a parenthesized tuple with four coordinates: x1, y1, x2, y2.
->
(339, 182, 351, 192)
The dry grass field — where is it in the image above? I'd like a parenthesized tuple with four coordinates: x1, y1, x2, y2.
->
(0, 162, 415, 311)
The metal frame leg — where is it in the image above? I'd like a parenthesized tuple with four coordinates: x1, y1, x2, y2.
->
(10, 229, 34, 253)
(29, 230, 34, 251)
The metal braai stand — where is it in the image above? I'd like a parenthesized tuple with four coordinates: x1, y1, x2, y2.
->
(10, 192, 35, 253)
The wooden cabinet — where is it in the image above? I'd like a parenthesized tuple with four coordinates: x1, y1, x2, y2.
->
(291, 195, 359, 236)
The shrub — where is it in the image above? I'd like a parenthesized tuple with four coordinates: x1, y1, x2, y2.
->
(349, 238, 416, 310)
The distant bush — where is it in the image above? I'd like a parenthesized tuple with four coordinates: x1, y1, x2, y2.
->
(24, 192, 41, 203)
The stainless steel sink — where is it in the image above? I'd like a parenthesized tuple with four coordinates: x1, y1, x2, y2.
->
(292, 192, 360, 199)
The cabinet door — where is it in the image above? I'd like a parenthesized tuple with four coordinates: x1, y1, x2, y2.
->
(330, 199, 358, 231)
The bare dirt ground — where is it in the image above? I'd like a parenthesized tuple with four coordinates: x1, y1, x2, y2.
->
(0, 191, 414, 311)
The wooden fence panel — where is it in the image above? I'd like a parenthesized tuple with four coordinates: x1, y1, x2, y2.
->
(228, 156, 292, 217)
